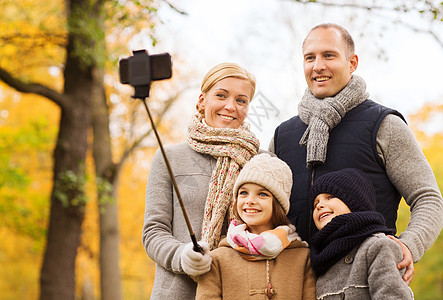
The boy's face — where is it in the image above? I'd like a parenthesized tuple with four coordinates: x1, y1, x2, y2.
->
(313, 193, 351, 230)
(237, 183, 274, 234)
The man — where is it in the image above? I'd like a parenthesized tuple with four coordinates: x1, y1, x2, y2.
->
(270, 23, 443, 284)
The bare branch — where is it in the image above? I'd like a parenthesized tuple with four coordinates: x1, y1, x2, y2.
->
(0, 33, 67, 48)
(289, 0, 387, 11)
(289, 0, 416, 13)
(117, 91, 181, 167)
(395, 20, 443, 48)
(162, 0, 188, 15)
(288, 0, 443, 48)
(0, 66, 67, 107)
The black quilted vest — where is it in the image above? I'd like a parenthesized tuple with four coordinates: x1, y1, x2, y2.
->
(273, 100, 406, 242)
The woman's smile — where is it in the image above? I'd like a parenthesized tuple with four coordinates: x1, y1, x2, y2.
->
(198, 77, 252, 129)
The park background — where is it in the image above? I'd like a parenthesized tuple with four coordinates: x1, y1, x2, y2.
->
(1, 0, 442, 299)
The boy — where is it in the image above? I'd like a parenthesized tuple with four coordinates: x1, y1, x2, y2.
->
(310, 168, 414, 299)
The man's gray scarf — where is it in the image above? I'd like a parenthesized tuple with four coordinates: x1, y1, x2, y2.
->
(298, 75, 369, 167)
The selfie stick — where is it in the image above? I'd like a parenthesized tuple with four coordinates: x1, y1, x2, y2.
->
(141, 98, 204, 254)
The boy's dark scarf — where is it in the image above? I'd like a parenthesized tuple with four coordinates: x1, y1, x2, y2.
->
(310, 212, 395, 277)
(298, 75, 369, 167)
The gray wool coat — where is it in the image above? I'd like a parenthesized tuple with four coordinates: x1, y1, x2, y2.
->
(143, 143, 266, 299)
(315, 233, 414, 300)
(142, 143, 217, 299)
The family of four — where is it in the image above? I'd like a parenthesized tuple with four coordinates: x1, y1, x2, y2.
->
(142, 23, 443, 299)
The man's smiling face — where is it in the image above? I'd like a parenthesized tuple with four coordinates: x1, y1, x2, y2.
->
(303, 27, 358, 99)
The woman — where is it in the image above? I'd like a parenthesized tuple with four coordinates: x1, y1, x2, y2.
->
(142, 63, 261, 299)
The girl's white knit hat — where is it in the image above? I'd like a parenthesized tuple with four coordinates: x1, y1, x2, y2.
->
(233, 153, 293, 214)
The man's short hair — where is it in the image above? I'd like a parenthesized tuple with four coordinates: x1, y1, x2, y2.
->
(303, 23, 355, 59)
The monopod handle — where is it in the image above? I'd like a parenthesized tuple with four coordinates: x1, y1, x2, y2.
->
(141, 98, 204, 254)
(191, 234, 204, 254)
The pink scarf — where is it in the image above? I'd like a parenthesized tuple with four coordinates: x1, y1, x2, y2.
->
(226, 220, 304, 261)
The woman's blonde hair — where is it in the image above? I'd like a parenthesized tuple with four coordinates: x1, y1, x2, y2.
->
(200, 63, 256, 98)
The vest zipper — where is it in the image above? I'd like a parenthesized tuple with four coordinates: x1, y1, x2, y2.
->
(308, 164, 316, 242)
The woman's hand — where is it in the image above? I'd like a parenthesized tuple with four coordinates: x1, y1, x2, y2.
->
(388, 235, 414, 285)
(180, 241, 212, 276)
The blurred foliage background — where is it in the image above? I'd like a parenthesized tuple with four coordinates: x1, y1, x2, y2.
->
(0, 0, 442, 299)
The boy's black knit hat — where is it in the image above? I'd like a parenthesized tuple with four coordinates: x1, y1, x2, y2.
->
(310, 168, 376, 212)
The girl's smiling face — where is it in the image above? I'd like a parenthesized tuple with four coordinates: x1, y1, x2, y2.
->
(197, 77, 252, 129)
(236, 183, 274, 234)
(313, 193, 351, 230)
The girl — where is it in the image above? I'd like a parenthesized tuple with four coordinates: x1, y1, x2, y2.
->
(196, 153, 316, 299)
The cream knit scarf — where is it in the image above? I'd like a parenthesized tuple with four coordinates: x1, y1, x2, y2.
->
(188, 114, 260, 249)
(298, 75, 369, 167)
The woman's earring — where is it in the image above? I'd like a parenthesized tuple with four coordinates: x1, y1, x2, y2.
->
(196, 103, 205, 114)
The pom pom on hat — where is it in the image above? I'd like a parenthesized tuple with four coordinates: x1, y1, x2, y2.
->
(310, 168, 376, 212)
(233, 153, 293, 214)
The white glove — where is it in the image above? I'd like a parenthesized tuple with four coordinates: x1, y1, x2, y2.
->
(180, 241, 212, 276)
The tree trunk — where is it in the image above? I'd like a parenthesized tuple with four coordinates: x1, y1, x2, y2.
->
(39, 0, 94, 298)
(99, 188, 122, 300)
(91, 65, 122, 300)
(39, 87, 92, 300)
(88, 0, 123, 295)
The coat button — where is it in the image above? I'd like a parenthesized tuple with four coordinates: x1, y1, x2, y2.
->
(344, 255, 353, 264)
